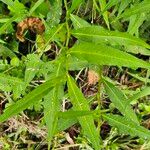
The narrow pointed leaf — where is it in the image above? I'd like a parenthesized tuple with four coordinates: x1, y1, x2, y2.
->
(103, 78, 139, 124)
(67, 75, 101, 150)
(118, 1, 150, 19)
(29, 0, 44, 15)
(69, 42, 150, 69)
(103, 0, 121, 12)
(103, 114, 150, 140)
(56, 118, 78, 133)
(0, 73, 25, 98)
(43, 59, 65, 145)
(70, 14, 90, 29)
(128, 72, 150, 83)
(70, 0, 84, 12)
(0, 76, 63, 122)
(129, 87, 150, 103)
(72, 26, 150, 49)
(58, 110, 95, 118)
(99, 0, 110, 29)
(118, 0, 131, 16)
(44, 86, 63, 142)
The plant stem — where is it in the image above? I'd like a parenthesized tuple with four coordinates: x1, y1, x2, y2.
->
(64, 0, 70, 47)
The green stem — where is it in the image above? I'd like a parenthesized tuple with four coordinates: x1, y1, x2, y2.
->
(64, 0, 70, 47)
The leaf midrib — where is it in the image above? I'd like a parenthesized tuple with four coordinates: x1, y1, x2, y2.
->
(70, 50, 147, 67)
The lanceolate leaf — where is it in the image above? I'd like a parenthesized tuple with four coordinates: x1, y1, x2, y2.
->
(58, 110, 95, 118)
(70, 14, 90, 29)
(47, 0, 62, 27)
(103, 114, 150, 140)
(128, 72, 150, 83)
(129, 87, 150, 103)
(29, 0, 44, 15)
(72, 26, 150, 49)
(57, 118, 78, 133)
(103, 78, 139, 124)
(69, 42, 150, 69)
(118, 0, 131, 16)
(0, 0, 13, 6)
(44, 60, 65, 145)
(67, 75, 101, 150)
(44, 86, 63, 144)
(0, 73, 25, 98)
(99, 0, 110, 29)
(0, 44, 16, 58)
(103, 0, 121, 12)
(70, 0, 84, 12)
(0, 76, 63, 123)
(118, 0, 150, 19)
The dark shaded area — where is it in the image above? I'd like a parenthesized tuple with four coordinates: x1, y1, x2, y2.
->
(17, 31, 36, 57)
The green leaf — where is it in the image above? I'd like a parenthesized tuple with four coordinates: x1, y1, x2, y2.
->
(0, 39, 6, 44)
(72, 26, 150, 49)
(118, 0, 131, 16)
(25, 54, 43, 84)
(70, 0, 84, 12)
(129, 87, 150, 103)
(44, 86, 63, 144)
(0, 73, 24, 96)
(58, 110, 95, 118)
(118, 1, 150, 19)
(56, 118, 78, 133)
(0, 0, 13, 7)
(67, 75, 101, 150)
(127, 72, 150, 83)
(99, 0, 110, 29)
(0, 44, 16, 58)
(68, 56, 88, 70)
(69, 42, 150, 69)
(0, 16, 16, 34)
(0, 76, 63, 123)
(8, 0, 27, 15)
(125, 45, 150, 56)
(44, 59, 65, 146)
(127, 13, 146, 37)
(46, 0, 62, 27)
(103, 0, 121, 12)
(103, 78, 139, 124)
(70, 14, 90, 29)
(34, 1, 50, 16)
(29, 0, 44, 15)
(103, 114, 150, 140)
